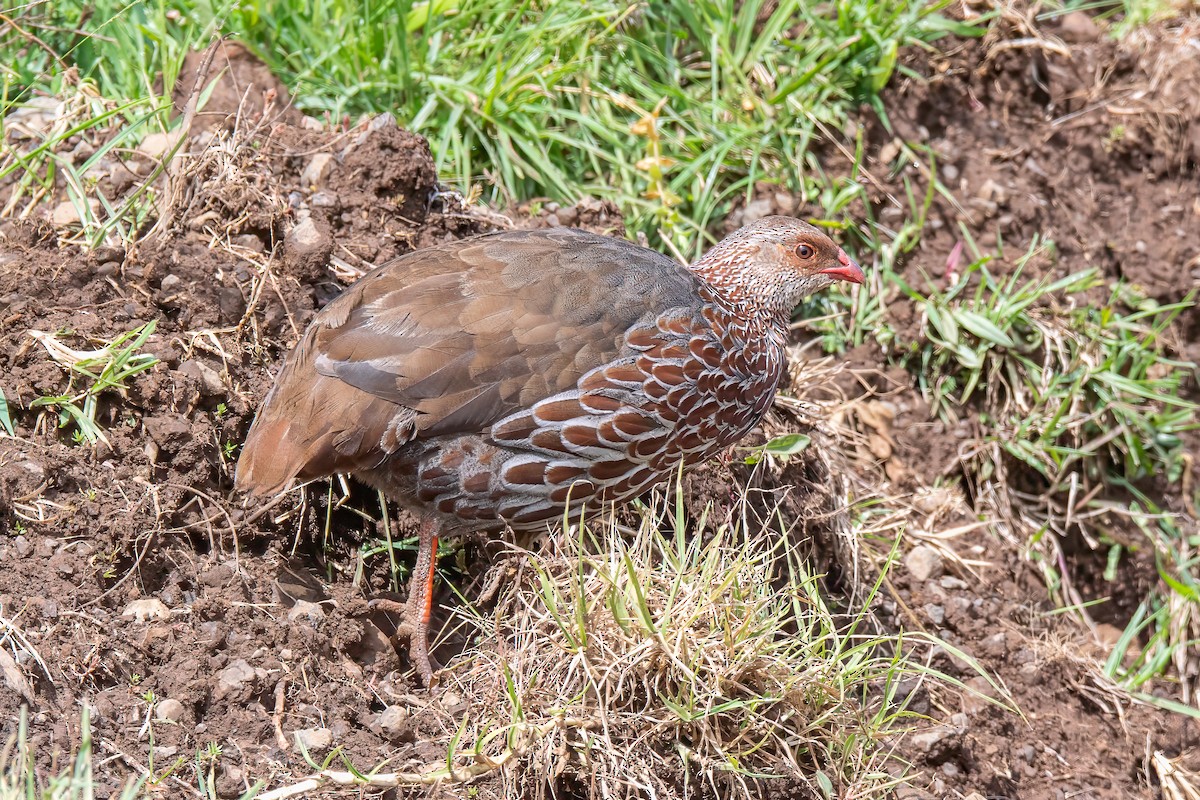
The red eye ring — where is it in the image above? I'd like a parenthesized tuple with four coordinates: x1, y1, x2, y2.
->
(795, 243, 815, 259)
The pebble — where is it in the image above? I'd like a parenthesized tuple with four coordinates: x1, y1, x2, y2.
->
(13, 536, 32, 558)
(122, 598, 170, 622)
(940, 576, 967, 590)
(293, 727, 333, 752)
(284, 216, 330, 258)
(287, 600, 326, 624)
(155, 698, 185, 722)
(159, 274, 182, 292)
(941, 163, 959, 182)
(924, 604, 945, 625)
(1059, 11, 1101, 42)
(177, 359, 225, 397)
(137, 131, 183, 160)
(232, 233, 264, 252)
(51, 200, 95, 226)
(379, 705, 409, 738)
(215, 659, 257, 698)
(301, 153, 335, 188)
(911, 727, 955, 753)
(741, 198, 775, 226)
(905, 545, 944, 582)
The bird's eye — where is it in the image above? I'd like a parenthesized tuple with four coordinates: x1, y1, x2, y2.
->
(795, 243, 815, 259)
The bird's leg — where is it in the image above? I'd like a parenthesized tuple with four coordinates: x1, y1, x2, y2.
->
(370, 514, 441, 687)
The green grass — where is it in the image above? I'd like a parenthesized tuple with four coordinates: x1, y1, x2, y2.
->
(0, 707, 262, 800)
(265, 483, 1002, 797)
(859, 228, 1200, 700)
(2, 0, 977, 255)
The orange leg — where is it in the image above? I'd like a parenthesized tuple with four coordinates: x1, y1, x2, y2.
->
(370, 515, 441, 687)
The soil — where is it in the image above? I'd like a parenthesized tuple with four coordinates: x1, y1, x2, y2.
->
(2, 11, 1199, 800)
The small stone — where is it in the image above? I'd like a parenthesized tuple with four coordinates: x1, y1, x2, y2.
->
(924, 604, 945, 625)
(941, 762, 960, 777)
(122, 598, 170, 622)
(215, 659, 257, 698)
(287, 600, 326, 624)
(232, 233, 264, 253)
(177, 359, 225, 397)
(911, 727, 954, 753)
(941, 163, 959, 182)
(939, 576, 967, 590)
(159, 274, 182, 292)
(975, 178, 1008, 205)
(155, 698, 185, 722)
(311, 191, 337, 208)
(51, 200, 98, 226)
(905, 545, 944, 582)
(379, 705, 409, 738)
(1018, 744, 1036, 764)
(94, 261, 119, 277)
(301, 153, 335, 188)
(13, 536, 32, 558)
(284, 216, 330, 259)
(137, 131, 183, 160)
(545, 213, 560, 227)
(980, 632, 1008, 657)
(301, 115, 324, 131)
(143, 414, 192, 452)
(368, 113, 396, 131)
(741, 197, 775, 226)
(1059, 11, 1101, 42)
(293, 727, 333, 753)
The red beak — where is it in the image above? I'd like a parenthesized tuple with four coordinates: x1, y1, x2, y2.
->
(819, 249, 865, 285)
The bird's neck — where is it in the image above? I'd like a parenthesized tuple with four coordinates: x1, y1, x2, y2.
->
(686, 241, 793, 326)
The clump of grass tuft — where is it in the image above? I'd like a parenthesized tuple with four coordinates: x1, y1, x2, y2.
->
(893, 236, 1195, 507)
(301, 486, 984, 798)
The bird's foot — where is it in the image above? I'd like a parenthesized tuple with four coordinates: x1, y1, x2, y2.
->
(368, 597, 440, 688)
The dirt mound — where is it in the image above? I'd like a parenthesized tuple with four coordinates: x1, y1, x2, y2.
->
(881, 15, 1199, 305)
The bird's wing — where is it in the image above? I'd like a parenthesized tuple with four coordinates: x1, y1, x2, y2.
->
(235, 228, 696, 494)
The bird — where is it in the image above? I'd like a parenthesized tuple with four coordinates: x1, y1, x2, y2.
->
(235, 216, 864, 685)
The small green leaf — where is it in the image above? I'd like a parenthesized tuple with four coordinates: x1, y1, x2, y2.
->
(925, 300, 959, 346)
(955, 310, 1016, 348)
(0, 386, 13, 436)
(764, 433, 811, 456)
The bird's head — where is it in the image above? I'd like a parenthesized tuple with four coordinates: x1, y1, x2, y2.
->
(690, 215, 864, 317)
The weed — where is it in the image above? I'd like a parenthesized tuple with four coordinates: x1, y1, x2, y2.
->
(27, 320, 159, 445)
(896, 238, 1195, 500)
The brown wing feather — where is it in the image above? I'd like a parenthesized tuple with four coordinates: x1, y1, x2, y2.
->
(235, 228, 699, 496)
